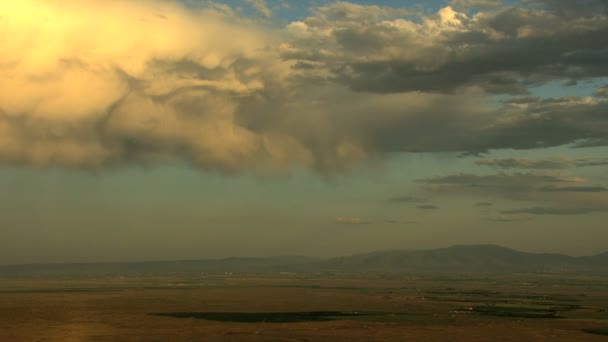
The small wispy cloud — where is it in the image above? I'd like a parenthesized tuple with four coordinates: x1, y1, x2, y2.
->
(501, 207, 598, 216)
(449, 0, 504, 11)
(595, 85, 608, 97)
(417, 205, 439, 210)
(420, 172, 584, 194)
(387, 196, 426, 203)
(540, 186, 608, 192)
(475, 157, 608, 170)
(419, 171, 608, 216)
(335, 217, 373, 225)
(383, 219, 417, 224)
(487, 215, 532, 222)
(245, 0, 272, 17)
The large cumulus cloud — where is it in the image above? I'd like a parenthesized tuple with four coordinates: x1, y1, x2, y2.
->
(0, 0, 303, 171)
(283, 1, 608, 94)
(1, 0, 608, 174)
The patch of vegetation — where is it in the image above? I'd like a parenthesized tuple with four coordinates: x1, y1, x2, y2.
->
(0, 288, 120, 293)
(150, 311, 395, 323)
(426, 289, 581, 302)
(465, 305, 561, 319)
(427, 290, 500, 296)
(583, 328, 608, 336)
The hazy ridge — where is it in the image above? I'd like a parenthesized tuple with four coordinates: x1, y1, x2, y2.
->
(2, 245, 607, 276)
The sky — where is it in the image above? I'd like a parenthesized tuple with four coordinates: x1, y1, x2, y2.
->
(1, 0, 608, 264)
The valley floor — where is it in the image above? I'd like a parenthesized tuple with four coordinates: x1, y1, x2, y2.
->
(1, 273, 607, 341)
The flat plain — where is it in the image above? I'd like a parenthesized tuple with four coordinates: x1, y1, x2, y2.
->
(1, 273, 607, 341)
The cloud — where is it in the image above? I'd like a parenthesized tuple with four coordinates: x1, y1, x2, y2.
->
(383, 219, 417, 224)
(387, 196, 426, 203)
(575, 158, 608, 167)
(596, 85, 608, 97)
(417, 204, 440, 210)
(245, 0, 272, 17)
(335, 217, 373, 225)
(0, 0, 297, 172)
(267, 3, 608, 157)
(475, 157, 608, 169)
(283, 2, 608, 95)
(501, 206, 599, 216)
(474, 96, 608, 152)
(541, 186, 608, 192)
(420, 172, 583, 194)
(449, 0, 505, 11)
(487, 215, 532, 222)
(476, 158, 575, 169)
(2, 1, 608, 175)
(523, 0, 608, 17)
(476, 202, 494, 206)
(420, 171, 608, 215)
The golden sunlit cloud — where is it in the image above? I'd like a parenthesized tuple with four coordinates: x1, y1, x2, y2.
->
(0, 0, 312, 171)
(1, 0, 608, 174)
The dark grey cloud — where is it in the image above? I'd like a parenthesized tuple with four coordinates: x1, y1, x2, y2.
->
(524, 0, 608, 17)
(417, 204, 440, 210)
(284, 2, 608, 95)
(420, 172, 579, 193)
(281, 3, 608, 156)
(576, 158, 608, 167)
(573, 138, 608, 148)
(471, 97, 608, 152)
(541, 186, 608, 192)
(335, 217, 416, 225)
(501, 206, 599, 215)
(476, 158, 574, 169)
(475, 157, 608, 169)
(420, 171, 608, 216)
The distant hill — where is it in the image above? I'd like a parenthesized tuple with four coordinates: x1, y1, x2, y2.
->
(1, 245, 606, 276)
(0, 256, 316, 277)
(311, 245, 603, 274)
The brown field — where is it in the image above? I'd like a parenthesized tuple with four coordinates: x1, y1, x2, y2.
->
(1, 273, 607, 341)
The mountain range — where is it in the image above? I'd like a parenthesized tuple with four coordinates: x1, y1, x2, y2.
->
(1, 245, 607, 277)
